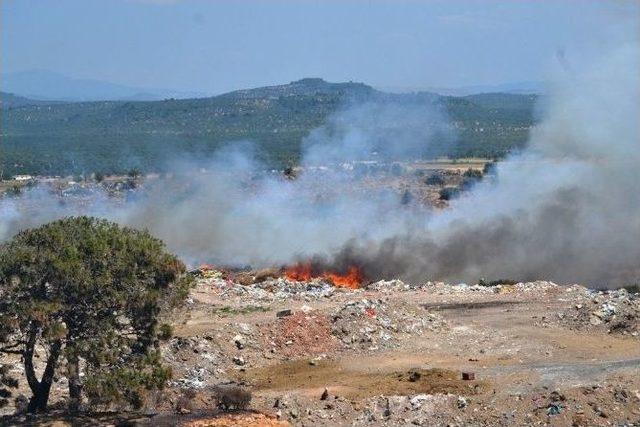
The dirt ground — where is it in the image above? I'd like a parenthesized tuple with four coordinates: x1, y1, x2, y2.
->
(155, 277, 639, 426)
(2, 277, 638, 426)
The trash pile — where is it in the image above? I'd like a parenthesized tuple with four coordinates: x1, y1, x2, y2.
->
(355, 393, 462, 426)
(331, 298, 447, 351)
(559, 288, 639, 336)
(196, 270, 341, 302)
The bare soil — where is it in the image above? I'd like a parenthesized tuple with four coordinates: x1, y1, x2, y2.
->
(2, 279, 638, 426)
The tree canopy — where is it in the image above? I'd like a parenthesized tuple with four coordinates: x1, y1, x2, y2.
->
(0, 217, 193, 413)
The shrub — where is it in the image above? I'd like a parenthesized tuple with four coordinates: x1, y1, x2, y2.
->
(463, 168, 483, 179)
(128, 168, 141, 178)
(483, 161, 497, 175)
(400, 189, 413, 205)
(425, 174, 445, 186)
(5, 186, 22, 197)
(439, 187, 460, 201)
(158, 324, 174, 341)
(459, 177, 478, 192)
(214, 384, 252, 411)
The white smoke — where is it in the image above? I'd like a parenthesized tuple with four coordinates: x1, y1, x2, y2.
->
(1, 37, 638, 288)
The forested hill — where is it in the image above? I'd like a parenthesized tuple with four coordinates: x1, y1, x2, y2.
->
(0, 78, 538, 177)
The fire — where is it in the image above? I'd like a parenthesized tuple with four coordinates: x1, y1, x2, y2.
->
(284, 263, 363, 289)
(284, 262, 313, 282)
(323, 266, 363, 289)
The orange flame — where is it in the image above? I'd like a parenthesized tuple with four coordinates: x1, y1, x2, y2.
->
(284, 262, 313, 282)
(284, 263, 363, 289)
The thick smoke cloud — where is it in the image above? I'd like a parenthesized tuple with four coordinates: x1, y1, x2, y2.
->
(337, 42, 640, 287)
(1, 40, 638, 288)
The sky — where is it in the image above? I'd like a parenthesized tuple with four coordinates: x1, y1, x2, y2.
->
(1, 0, 637, 95)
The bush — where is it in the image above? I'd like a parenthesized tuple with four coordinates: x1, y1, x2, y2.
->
(425, 174, 445, 186)
(158, 324, 174, 341)
(128, 168, 141, 178)
(463, 168, 483, 179)
(5, 186, 22, 197)
(214, 384, 252, 411)
(439, 187, 460, 201)
(483, 161, 497, 175)
(459, 177, 478, 192)
(400, 189, 413, 205)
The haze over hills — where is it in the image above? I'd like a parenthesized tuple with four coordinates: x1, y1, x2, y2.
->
(0, 91, 62, 108)
(1, 70, 205, 102)
(0, 78, 538, 177)
(378, 81, 546, 96)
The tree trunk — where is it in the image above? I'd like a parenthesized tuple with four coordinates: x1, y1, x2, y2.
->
(25, 338, 62, 413)
(67, 346, 81, 412)
(27, 387, 49, 413)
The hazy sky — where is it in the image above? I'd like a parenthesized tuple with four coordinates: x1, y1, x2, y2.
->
(1, 0, 637, 94)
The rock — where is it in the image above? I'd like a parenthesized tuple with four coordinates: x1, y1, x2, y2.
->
(232, 356, 246, 366)
(613, 387, 629, 402)
(277, 309, 293, 318)
(233, 334, 246, 349)
(408, 371, 421, 382)
(320, 388, 329, 400)
(590, 315, 603, 326)
(457, 396, 468, 409)
(387, 395, 409, 414)
(547, 403, 562, 416)
(409, 394, 430, 409)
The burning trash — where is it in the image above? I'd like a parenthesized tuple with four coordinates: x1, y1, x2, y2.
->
(284, 262, 364, 289)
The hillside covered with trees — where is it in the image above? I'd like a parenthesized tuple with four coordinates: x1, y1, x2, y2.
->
(0, 78, 538, 177)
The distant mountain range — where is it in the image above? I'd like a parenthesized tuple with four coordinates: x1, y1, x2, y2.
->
(0, 91, 61, 108)
(381, 81, 546, 96)
(2, 70, 544, 103)
(1, 70, 206, 102)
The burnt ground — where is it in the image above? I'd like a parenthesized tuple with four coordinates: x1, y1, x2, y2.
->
(2, 279, 639, 426)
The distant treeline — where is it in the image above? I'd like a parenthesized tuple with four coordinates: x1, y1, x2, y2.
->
(0, 79, 538, 177)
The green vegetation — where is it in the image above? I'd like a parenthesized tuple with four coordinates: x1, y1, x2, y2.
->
(213, 305, 270, 317)
(483, 161, 498, 175)
(424, 173, 445, 186)
(0, 364, 18, 409)
(0, 80, 538, 177)
(462, 168, 483, 179)
(439, 186, 461, 201)
(0, 217, 193, 412)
